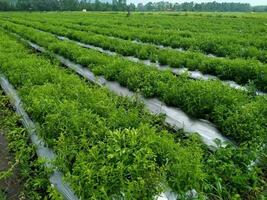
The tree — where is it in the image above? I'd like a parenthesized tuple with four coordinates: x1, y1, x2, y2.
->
(0, 0, 13, 11)
(33, 0, 60, 11)
(128, 3, 135, 11)
(16, 0, 33, 10)
(112, 0, 127, 11)
(59, 0, 78, 11)
(137, 3, 144, 11)
(135, 1, 252, 12)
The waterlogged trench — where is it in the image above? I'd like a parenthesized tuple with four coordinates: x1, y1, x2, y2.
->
(23, 38, 229, 148)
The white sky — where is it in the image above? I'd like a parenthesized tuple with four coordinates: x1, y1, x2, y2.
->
(128, 0, 267, 6)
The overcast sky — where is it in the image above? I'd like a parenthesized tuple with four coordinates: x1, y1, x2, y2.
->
(127, 0, 267, 6)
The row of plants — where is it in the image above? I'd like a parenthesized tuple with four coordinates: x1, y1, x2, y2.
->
(65, 12, 266, 36)
(0, 92, 63, 200)
(9, 12, 267, 62)
(61, 17, 267, 63)
(1, 23, 266, 199)
(6, 12, 265, 34)
(2, 20, 267, 146)
(5, 16, 267, 92)
(0, 29, 207, 199)
(9, 12, 267, 48)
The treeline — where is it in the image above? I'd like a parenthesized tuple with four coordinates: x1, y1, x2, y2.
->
(136, 1, 252, 12)
(0, 0, 266, 12)
(0, 0, 128, 11)
(253, 6, 267, 12)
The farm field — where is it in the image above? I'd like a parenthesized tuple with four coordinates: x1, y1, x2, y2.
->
(0, 90, 60, 199)
(0, 12, 266, 199)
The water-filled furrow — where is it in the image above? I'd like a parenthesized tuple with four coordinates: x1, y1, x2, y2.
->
(0, 75, 79, 200)
(57, 36, 266, 96)
(23, 38, 229, 148)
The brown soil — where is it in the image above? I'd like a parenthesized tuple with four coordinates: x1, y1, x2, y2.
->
(0, 133, 22, 200)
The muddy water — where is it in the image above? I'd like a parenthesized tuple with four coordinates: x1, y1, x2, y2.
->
(57, 36, 266, 96)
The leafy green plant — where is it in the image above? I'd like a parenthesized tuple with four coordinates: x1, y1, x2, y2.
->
(0, 30, 205, 199)
(0, 92, 59, 199)
(2, 19, 266, 145)
(4, 17, 267, 92)
(0, 15, 266, 199)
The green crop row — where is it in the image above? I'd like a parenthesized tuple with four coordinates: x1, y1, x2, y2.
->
(5, 16, 267, 92)
(0, 92, 62, 200)
(2, 20, 266, 145)
(0, 29, 207, 199)
(7, 12, 267, 62)
(61, 12, 265, 36)
(1, 23, 266, 200)
(56, 16, 267, 62)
